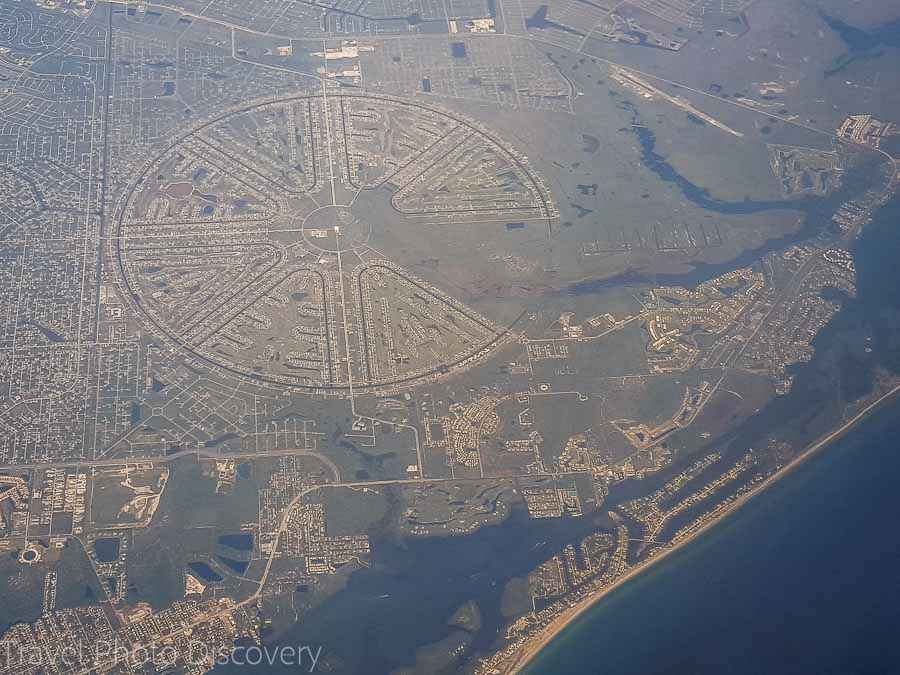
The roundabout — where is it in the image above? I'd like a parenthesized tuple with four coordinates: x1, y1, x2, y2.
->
(299, 205, 371, 254)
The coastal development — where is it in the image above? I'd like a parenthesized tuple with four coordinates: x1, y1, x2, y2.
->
(0, 0, 899, 674)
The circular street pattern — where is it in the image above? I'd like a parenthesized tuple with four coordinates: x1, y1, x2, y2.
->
(300, 205, 371, 253)
(115, 93, 555, 393)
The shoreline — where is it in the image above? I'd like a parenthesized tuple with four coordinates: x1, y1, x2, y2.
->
(506, 382, 900, 675)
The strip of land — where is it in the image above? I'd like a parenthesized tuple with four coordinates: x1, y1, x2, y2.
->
(506, 382, 900, 674)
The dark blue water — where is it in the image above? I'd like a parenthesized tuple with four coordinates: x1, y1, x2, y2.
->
(217, 533, 254, 551)
(188, 561, 222, 583)
(559, 105, 887, 293)
(527, 193, 900, 675)
(224, 510, 604, 675)
(93, 537, 120, 563)
(525, 400, 900, 675)
(207, 190, 900, 674)
(820, 12, 900, 77)
(819, 12, 900, 52)
(218, 557, 249, 575)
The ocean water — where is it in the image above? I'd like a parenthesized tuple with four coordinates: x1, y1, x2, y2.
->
(230, 200, 900, 675)
(525, 180, 900, 675)
(215, 184, 900, 674)
(524, 399, 900, 675)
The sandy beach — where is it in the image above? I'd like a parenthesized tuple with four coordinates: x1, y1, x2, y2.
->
(506, 382, 900, 675)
